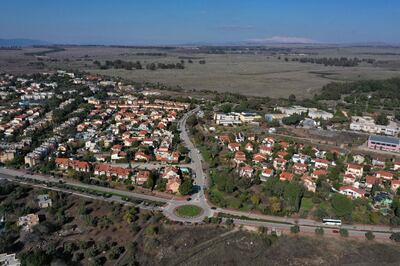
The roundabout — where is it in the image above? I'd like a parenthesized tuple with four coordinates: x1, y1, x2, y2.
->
(174, 204, 203, 218)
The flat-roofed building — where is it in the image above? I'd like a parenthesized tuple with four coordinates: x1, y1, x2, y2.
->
(368, 135, 400, 153)
(350, 116, 399, 136)
(213, 112, 242, 126)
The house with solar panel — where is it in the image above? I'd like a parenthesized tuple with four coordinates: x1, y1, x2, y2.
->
(367, 135, 400, 153)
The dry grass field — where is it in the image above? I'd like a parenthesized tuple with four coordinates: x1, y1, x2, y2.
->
(1, 45, 400, 98)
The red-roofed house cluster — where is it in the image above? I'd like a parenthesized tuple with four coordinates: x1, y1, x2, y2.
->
(216, 132, 400, 202)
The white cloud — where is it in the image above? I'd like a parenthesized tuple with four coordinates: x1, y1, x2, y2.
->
(248, 36, 316, 44)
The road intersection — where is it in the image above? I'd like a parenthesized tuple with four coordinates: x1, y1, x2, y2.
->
(1, 107, 400, 240)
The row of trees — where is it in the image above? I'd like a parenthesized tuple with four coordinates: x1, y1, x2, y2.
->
(315, 78, 400, 102)
(93, 59, 143, 70)
(290, 57, 374, 67)
(146, 62, 185, 70)
(93, 59, 194, 71)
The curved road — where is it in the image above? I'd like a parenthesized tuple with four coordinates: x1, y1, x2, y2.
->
(162, 106, 215, 222)
(1, 107, 400, 239)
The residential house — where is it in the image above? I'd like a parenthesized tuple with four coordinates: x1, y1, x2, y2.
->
(234, 151, 246, 164)
(244, 143, 254, 153)
(280, 171, 294, 182)
(391, 180, 400, 193)
(94, 164, 131, 180)
(365, 175, 381, 189)
(280, 141, 290, 150)
(228, 142, 240, 152)
(259, 145, 273, 156)
(293, 163, 307, 175)
(37, 194, 52, 208)
(0, 149, 15, 163)
(135, 170, 151, 185)
(375, 170, 394, 181)
(276, 151, 288, 159)
(161, 166, 180, 180)
(18, 214, 39, 232)
(314, 159, 330, 169)
(166, 176, 181, 193)
(292, 153, 309, 164)
(55, 158, 90, 172)
(135, 151, 151, 162)
(273, 157, 287, 170)
(260, 168, 274, 181)
(239, 165, 253, 178)
(346, 164, 363, 178)
(311, 169, 328, 180)
(339, 185, 366, 199)
(301, 175, 316, 192)
(252, 153, 266, 163)
(343, 174, 356, 185)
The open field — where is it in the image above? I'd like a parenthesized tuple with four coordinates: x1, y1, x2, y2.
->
(1, 45, 400, 98)
(133, 225, 400, 266)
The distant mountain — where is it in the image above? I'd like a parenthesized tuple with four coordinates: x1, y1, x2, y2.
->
(0, 38, 50, 47)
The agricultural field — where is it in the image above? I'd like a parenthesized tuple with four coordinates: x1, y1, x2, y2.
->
(1, 45, 400, 99)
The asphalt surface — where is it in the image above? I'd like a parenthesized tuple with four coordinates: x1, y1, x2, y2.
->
(1, 107, 400, 240)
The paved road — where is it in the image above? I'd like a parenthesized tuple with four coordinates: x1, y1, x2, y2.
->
(162, 106, 215, 222)
(1, 107, 400, 240)
(219, 208, 400, 233)
(0, 174, 160, 212)
(0, 168, 170, 204)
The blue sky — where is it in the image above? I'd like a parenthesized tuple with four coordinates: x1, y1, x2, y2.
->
(1, 0, 399, 45)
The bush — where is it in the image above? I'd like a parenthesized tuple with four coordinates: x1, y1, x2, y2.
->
(339, 228, 349, 237)
(390, 232, 400, 242)
(108, 246, 125, 260)
(331, 194, 353, 217)
(290, 225, 300, 234)
(365, 231, 375, 240)
(315, 227, 324, 235)
(225, 218, 234, 226)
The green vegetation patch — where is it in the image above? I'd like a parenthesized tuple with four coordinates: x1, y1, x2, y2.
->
(300, 197, 314, 211)
(175, 205, 203, 218)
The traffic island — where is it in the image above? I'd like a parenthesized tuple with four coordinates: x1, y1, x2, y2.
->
(174, 205, 204, 218)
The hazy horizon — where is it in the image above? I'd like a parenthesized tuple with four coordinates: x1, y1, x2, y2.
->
(1, 0, 400, 46)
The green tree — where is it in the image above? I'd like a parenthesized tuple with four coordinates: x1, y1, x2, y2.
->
(179, 178, 193, 195)
(251, 194, 261, 206)
(331, 194, 353, 217)
(19, 249, 51, 266)
(290, 225, 300, 234)
(390, 232, 400, 242)
(365, 231, 375, 240)
(339, 228, 349, 237)
(375, 113, 389, 125)
(283, 183, 304, 212)
(315, 227, 324, 235)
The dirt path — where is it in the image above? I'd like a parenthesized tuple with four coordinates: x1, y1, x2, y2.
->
(170, 228, 238, 266)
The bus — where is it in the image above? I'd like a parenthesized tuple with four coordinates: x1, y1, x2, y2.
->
(322, 218, 342, 226)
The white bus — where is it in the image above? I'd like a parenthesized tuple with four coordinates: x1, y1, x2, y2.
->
(322, 218, 342, 226)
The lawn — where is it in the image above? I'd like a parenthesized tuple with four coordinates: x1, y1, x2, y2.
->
(198, 145, 212, 163)
(300, 197, 314, 211)
(175, 205, 203, 217)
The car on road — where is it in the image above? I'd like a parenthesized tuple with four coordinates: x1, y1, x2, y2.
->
(186, 197, 192, 201)
(332, 229, 339, 233)
(211, 207, 217, 210)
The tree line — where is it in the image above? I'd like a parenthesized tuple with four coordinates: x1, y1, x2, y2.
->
(289, 57, 375, 67)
